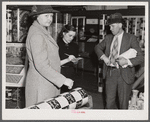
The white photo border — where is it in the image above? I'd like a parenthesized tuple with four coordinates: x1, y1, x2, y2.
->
(2, 1, 149, 120)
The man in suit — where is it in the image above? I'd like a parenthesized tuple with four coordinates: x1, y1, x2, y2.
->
(95, 13, 144, 109)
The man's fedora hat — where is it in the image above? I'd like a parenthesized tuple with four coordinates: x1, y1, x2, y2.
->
(106, 13, 124, 25)
(29, 5, 59, 16)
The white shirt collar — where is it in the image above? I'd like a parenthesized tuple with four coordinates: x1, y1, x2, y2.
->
(115, 31, 124, 39)
(63, 38, 68, 44)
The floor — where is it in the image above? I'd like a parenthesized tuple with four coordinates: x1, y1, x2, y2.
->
(6, 70, 104, 109)
(6, 70, 145, 110)
(6, 69, 144, 109)
(72, 70, 104, 109)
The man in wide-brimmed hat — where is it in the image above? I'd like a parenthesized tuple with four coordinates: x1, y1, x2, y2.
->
(25, 5, 75, 107)
(95, 13, 144, 109)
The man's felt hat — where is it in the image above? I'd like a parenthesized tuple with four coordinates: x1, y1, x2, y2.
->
(29, 5, 59, 16)
(106, 13, 124, 25)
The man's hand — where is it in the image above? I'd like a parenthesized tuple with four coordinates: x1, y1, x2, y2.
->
(101, 55, 111, 66)
(116, 57, 128, 67)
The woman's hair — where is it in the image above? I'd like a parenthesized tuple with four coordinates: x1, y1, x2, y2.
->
(59, 24, 76, 38)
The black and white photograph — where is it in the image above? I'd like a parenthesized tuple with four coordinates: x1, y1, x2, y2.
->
(2, 1, 149, 120)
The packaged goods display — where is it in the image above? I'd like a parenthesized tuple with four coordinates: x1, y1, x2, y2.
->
(6, 65, 24, 74)
(6, 9, 12, 42)
(123, 16, 145, 42)
(6, 8, 30, 43)
(12, 9, 30, 43)
(6, 43, 27, 87)
(128, 90, 144, 110)
(6, 75, 23, 84)
(6, 43, 26, 65)
(99, 14, 108, 43)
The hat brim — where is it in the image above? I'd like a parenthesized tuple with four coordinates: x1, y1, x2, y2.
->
(29, 9, 59, 16)
(106, 18, 124, 25)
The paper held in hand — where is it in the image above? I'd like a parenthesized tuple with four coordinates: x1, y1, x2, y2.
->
(76, 57, 83, 61)
(109, 48, 137, 68)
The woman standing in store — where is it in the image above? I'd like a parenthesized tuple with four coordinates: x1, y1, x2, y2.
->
(57, 24, 79, 92)
(25, 5, 75, 107)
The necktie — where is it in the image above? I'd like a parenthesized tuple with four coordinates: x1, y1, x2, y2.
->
(110, 37, 118, 65)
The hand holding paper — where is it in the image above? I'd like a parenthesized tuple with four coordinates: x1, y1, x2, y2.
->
(118, 48, 137, 68)
(60, 54, 76, 66)
(119, 48, 137, 59)
(116, 57, 128, 67)
(72, 57, 83, 64)
(68, 55, 76, 61)
(65, 53, 83, 64)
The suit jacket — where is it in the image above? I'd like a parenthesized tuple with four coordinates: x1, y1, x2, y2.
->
(25, 21, 66, 107)
(95, 32, 144, 85)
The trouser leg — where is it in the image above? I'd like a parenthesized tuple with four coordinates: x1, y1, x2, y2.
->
(117, 76, 132, 109)
(105, 69, 118, 109)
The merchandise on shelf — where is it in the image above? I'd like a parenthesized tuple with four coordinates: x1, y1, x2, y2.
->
(123, 16, 145, 42)
(128, 90, 144, 110)
(6, 9, 13, 42)
(6, 43, 27, 87)
(99, 14, 107, 43)
(63, 13, 71, 25)
(6, 43, 26, 65)
(7, 8, 30, 43)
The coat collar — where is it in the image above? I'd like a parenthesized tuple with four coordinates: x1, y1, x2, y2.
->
(119, 32, 128, 54)
(32, 21, 58, 48)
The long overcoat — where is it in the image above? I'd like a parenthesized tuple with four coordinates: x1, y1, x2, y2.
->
(25, 21, 66, 107)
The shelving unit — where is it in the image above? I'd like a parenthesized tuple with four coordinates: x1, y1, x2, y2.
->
(123, 16, 145, 51)
(6, 43, 28, 87)
(6, 7, 30, 108)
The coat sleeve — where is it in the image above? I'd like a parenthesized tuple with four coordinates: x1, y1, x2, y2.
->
(94, 37, 107, 60)
(129, 35, 144, 66)
(29, 34, 66, 88)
